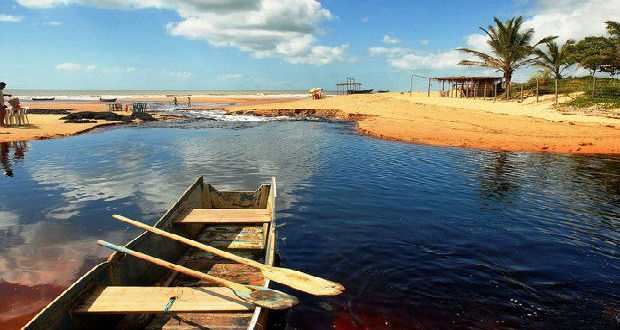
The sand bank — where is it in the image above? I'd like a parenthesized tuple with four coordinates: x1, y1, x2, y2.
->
(227, 92, 620, 154)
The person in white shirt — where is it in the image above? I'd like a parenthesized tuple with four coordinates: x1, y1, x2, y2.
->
(0, 82, 12, 127)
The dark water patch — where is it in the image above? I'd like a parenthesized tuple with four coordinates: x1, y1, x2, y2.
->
(0, 121, 619, 329)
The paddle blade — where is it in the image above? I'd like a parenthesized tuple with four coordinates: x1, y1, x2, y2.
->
(233, 286, 299, 310)
(262, 267, 344, 296)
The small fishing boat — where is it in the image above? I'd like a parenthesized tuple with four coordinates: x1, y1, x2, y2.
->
(24, 176, 278, 330)
(377, 90, 389, 93)
(99, 98, 117, 102)
(32, 97, 56, 101)
(348, 89, 374, 94)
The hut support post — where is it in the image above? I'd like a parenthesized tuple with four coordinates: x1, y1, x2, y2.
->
(536, 79, 539, 103)
(520, 84, 523, 103)
(494, 83, 497, 102)
(427, 78, 431, 97)
(555, 78, 559, 104)
(483, 84, 487, 101)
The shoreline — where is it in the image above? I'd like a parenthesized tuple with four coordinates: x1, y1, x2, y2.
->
(226, 92, 620, 155)
(2, 93, 619, 155)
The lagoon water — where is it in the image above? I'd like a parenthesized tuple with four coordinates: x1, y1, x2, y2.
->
(0, 120, 619, 329)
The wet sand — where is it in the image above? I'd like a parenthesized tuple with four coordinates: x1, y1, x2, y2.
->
(227, 92, 620, 154)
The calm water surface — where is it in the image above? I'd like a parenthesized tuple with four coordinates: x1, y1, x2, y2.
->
(0, 121, 619, 330)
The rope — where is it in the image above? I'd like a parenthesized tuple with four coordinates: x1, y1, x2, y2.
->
(159, 296, 177, 324)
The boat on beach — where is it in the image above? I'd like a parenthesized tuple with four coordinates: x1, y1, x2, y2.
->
(23, 176, 278, 330)
(99, 98, 117, 102)
(31, 97, 56, 101)
(349, 89, 373, 94)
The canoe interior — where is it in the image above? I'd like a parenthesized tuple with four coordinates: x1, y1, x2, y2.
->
(23, 176, 276, 330)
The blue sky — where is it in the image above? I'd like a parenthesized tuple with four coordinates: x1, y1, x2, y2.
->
(1, 0, 618, 90)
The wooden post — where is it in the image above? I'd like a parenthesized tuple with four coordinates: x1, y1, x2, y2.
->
(442, 80, 445, 96)
(474, 83, 478, 99)
(507, 81, 511, 101)
(409, 74, 413, 97)
(520, 84, 523, 103)
(555, 78, 558, 104)
(483, 84, 487, 101)
(427, 78, 431, 97)
(536, 79, 539, 103)
(494, 82, 497, 102)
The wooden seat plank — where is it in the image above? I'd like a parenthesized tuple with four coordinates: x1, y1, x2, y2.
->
(177, 209, 272, 224)
(74, 287, 254, 314)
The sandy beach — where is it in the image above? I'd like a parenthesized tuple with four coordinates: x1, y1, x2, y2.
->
(227, 92, 620, 154)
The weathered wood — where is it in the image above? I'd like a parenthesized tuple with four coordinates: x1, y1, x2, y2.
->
(97, 240, 298, 310)
(148, 313, 254, 330)
(74, 287, 254, 314)
(198, 225, 265, 250)
(177, 209, 272, 224)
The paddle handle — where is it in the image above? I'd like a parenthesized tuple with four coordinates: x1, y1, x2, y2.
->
(97, 240, 248, 293)
(112, 214, 264, 269)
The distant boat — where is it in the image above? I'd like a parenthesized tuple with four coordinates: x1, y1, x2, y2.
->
(99, 98, 117, 102)
(31, 97, 55, 101)
(349, 89, 374, 94)
(377, 90, 389, 93)
(22, 176, 278, 330)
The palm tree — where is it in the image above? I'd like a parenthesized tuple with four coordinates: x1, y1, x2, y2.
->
(457, 16, 556, 99)
(532, 40, 575, 102)
(606, 20, 620, 65)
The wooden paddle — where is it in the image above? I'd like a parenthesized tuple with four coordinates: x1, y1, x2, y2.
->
(112, 214, 344, 296)
(97, 240, 298, 310)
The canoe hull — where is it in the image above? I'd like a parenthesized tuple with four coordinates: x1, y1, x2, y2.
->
(23, 176, 276, 330)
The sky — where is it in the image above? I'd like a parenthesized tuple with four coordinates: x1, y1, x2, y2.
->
(1, 0, 619, 91)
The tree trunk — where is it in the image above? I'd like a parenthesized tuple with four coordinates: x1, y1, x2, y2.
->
(592, 70, 597, 98)
(504, 71, 512, 100)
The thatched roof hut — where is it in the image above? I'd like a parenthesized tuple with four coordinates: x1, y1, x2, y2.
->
(431, 76, 503, 98)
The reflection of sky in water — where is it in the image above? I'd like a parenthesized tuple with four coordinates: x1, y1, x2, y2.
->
(0, 121, 619, 330)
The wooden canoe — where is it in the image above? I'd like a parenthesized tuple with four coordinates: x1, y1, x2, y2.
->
(23, 176, 277, 330)
(99, 98, 117, 102)
(32, 97, 56, 101)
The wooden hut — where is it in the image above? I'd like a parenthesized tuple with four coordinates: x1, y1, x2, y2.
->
(430, 76, 503, 98)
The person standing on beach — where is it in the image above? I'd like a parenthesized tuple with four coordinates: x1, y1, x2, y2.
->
(173, 96, 178, 106)
(187, 96, 191, 107)
(0, 82, 12, 127)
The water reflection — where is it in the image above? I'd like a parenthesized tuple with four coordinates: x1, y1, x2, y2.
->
(0, 122, 619, 330)
(1, 142, 28, 177)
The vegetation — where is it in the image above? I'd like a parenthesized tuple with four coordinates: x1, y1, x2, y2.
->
(533, 40, 575, 79)
(457, 16, 555, 99)
(457, 17, 620, 107)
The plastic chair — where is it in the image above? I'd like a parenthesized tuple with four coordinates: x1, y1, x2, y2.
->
(17, 107, 29, 125)
(5, 107, 17, 126)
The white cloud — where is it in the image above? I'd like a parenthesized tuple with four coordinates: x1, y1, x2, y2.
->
(44, 21, 61, 26)
(55, 62, 96, 71)
(218, 73, 243, 80)
(524, 0, 620, 42)
(162, 69, 192, 80)
(0, 14, 23, 22)
(382, 35, 401, 44)
(361, 16, 368, 24)
(368, 46, 407, 57)
(419, 40, 430, 45)
(101, 66, 137, 74)
(388, 50, 467, 71)
(18, 0, 348, 65)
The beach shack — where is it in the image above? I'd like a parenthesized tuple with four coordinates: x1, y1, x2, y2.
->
(431, 76, 503, 98)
